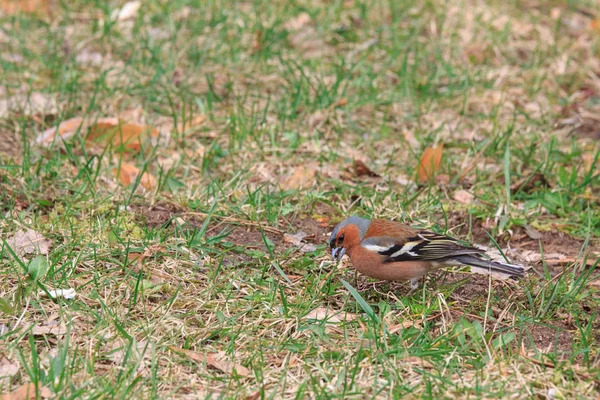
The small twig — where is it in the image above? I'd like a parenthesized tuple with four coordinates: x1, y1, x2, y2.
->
(186, 211, 285, 236)
(519, 342, 600, 384)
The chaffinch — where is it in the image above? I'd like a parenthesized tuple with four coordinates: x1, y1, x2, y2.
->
(329, 216, 525, 284)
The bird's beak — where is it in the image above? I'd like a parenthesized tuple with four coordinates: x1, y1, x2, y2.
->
(331, 247, 346, 262)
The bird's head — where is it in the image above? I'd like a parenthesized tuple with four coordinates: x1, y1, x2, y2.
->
(329, 216, 371, 261)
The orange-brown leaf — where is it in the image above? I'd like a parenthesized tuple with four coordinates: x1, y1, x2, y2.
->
(0, 0, 50, 15)
(114, 162, 157, 191)
(417, 145, 443, 184)
(88, 119, 158, 152)
(354, 160, 379, 177)
(35, 117, 86, 146)
(0, 383, 51, 400)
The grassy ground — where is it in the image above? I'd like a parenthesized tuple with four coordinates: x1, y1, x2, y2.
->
(1, 0, 599, 398)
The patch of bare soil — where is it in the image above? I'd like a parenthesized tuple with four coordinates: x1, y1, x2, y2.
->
(290, 216, 330, 244)
(525, 322, 574, 355)
(131, 202, 185, 227)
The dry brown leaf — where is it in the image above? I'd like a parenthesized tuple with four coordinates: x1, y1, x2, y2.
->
(6, 229, 51, 257)
(170, 347, 250, 377)
(246, 391, 261, 400)
(588, 279, 600, 288)
(353, 160, 379, 177)
(0, 358, 19, 378)
(281, 164, 317, 190)
(127, 252, 146, 266)
(207, 353, 250, 377)
(0, 383, 51, 400)
(524, 224, 543, 240)
(88, 120, 158, 152)
(453, 190, 474, 204)
(0, 0, 49, 15)
(283, 231, 317, 253)
(417, 145, 443, 184)
(31, 323, 67, 336)
(114, 162, 157, 191)
(303, 308, 358, 323)
(35, 117, 86, 146)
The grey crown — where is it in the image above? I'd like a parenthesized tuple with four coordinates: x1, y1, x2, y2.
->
(329, 216, 371, 246)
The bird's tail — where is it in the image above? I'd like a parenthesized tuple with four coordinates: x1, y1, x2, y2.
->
(450, 255, 526, 278)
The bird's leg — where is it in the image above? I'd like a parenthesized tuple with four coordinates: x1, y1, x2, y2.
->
(353, 269, 358, 288)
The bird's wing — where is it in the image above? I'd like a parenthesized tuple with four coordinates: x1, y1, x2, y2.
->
(361, 230, 484, 263)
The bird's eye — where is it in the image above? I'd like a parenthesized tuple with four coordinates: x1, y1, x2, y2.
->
(338, 234, 345, 243)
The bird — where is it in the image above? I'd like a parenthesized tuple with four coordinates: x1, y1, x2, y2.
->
(329, 216, 525, 287)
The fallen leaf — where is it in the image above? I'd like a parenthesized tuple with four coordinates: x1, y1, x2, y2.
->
(170, 347, 250, 377)
(0, 383, 51, 400)
(5, 229, 51, 257)
(353, 160, 379, 177)
(283, 231, 317, 253)
(453, 190, 474, 204)
(127, 252, 146, 266)
(303, 308, 358, 323)
(246, 391, 261, 400)
(88, 120, 158, 152)
(417, 145, 443, 184)
(111, 1, 141, 21)
(515, 250, 566, 264)
(35, 117, 86, 146)
(114, 162, 157, 191)
(0, 0, 49, 16)
(281, 164, 317, 190)
(207, 353, 250, 377)
(524, 224, 543, 240)
(0, 357, 19, 378)
(108, 340, 150, 374)
(588, 279, 600, 288)
(31, 323, 67, 336)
